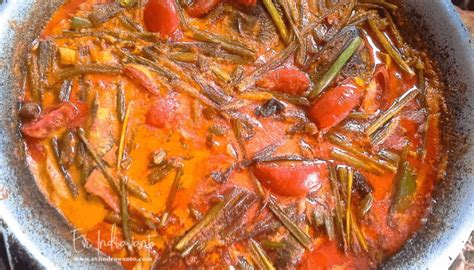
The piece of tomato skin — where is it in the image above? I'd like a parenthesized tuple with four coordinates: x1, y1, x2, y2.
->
(253, 161, 328, 197)
(144, 0, 180, 37)
(308, 82, 364, 131)
(257, 68, 311, 96)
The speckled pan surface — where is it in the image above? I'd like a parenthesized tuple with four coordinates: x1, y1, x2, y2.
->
(0, 0, 471, 269)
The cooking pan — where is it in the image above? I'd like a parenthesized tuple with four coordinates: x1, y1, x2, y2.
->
(0, 0, 472, 269)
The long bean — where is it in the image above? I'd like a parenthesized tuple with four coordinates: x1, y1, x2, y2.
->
(50, 137, 79, 198)
(368, 18, 415, 76)
(58, 64, 122, 81)
(249, 239, 276, 270)
(117, 103, 132, 170)
(120, 176, 134, 255)
(262, 0, 290, 42)
(268, 197, 313, 250)
(189, 28, 255, 59)
(366, 88, 419, 136)
(308, 36, 362, 99)
(161, 166, 184, 226)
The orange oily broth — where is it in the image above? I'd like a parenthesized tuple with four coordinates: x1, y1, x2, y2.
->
(21, 0, 445, 269)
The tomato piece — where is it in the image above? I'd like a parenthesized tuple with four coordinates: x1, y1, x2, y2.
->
(257, 68, 310, 95)
(186, 0, 221, 17)
(146, 97, 177, 128)
(20, 102, 78, 139)
(144, 0, 180, 37)
(308, 82, 363, 131)
(253, 161, 328, 197)
(123, 64, 160, 96)
(236, 0, 257, 6)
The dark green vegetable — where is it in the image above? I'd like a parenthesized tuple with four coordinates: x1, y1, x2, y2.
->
(368, 18, 415, 76)
(104, 212, 147, 234)
(189, 28, 256, 59)
(170, 52, 198, 63)
(50, 137, 79, 198)
(327, 133, 397, 174)
(119, 176, 134, 255)
(149, 160, 175, 184)
(118, 14, 143, 32)
(366, 88, 420, 136)
(59, 131, 76, 168)
(249, 239, 276, 270)
(88, 3, 123, 26)
(308, 36, 363, 99)
(268, 197, 313, 250)
(161, 165, 184, 226)
(391, 145, 417, 214)
(175, 201, 225, 251)
(58, 64, 122, 81)
(26, 53, 41, 103)
(331, 148, 384, 175)
(38, 39, 55, 90)
(117, 83, 126, 123)
(328, 164, 348, 251)
(71, 17, 92, 30)
(359, 193, 374, 217)
(262, 0, 289, 43)
(260, 240, 286, 250)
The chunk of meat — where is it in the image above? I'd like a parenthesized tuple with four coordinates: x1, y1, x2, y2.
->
(20, 102, 78, 139)
(146, 97, 177, 128)
(253, 161, 328, 197)
(123, 64, 160, 96)
(257, 68, 310, 95)
(144, 0, 180, 37)
(186, 0, 221, 17)
(308, 82, 363, 131)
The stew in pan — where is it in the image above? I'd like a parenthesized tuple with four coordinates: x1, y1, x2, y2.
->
(19, 0, 445, 268)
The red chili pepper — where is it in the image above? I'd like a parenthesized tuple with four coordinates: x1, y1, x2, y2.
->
(308, 82, 363, 131)
(256, 68, 310, 95)
(186, 0, 221, 17)
(144, 0, 180, 37)
(146, 97, 177, 128)
(20, 102, 78, 139)
(253, 161, 328, 197)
